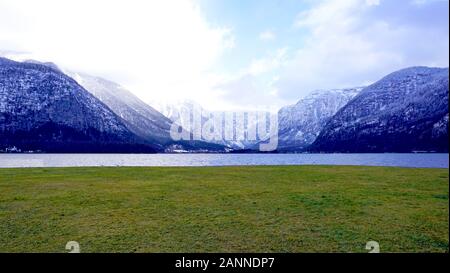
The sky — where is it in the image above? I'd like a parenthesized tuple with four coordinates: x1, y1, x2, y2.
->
(0, 0, 448, 111)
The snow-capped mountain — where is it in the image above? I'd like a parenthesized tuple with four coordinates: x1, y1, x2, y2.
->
(311, 67, 449, 152)
(150, 99, 271, 149)
(65, 71, 173, 145)
(150, 99, 203, 130)
(0, 57, 156, 152)
(65, 73, 227, 152)
(277, 88, 363, 151)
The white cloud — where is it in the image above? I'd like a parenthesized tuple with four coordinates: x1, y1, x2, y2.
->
(278, 0, 449, 100)
(259, 30, 276, 41)
(0, 0, 234, 105)
(248, 48, 288, 76)
(366, 0, 381, 6)
(210, 48, 290, 111)
(215, 0, 448, 108)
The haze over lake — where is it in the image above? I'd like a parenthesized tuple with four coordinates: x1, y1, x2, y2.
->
(0, 154, 448, 169)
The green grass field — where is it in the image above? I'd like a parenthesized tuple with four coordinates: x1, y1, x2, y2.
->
(0, 166, 448, 253)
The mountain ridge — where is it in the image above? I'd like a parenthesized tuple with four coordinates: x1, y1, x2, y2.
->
(310, 66, 449, 152)
(277, 87, 363, 151)
(0, 57, 157, 153)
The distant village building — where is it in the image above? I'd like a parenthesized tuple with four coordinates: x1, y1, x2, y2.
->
(5, 146, 21, 153)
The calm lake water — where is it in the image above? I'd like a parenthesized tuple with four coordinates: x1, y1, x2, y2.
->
(0, 153, 448, 168)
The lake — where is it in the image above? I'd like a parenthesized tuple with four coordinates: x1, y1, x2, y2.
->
(0, 153, 448, 168)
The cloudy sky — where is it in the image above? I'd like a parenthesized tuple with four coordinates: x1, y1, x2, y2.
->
(0, 0, 448, 111)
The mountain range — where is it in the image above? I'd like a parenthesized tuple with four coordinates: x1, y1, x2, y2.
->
(0, 56, 448, 153)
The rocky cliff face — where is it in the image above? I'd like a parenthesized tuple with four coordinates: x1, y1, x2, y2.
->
(0, 57, 156, 152)
(311, 67, 449, 152)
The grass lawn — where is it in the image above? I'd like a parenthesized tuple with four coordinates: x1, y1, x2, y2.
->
(0, 166, 448, 253)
